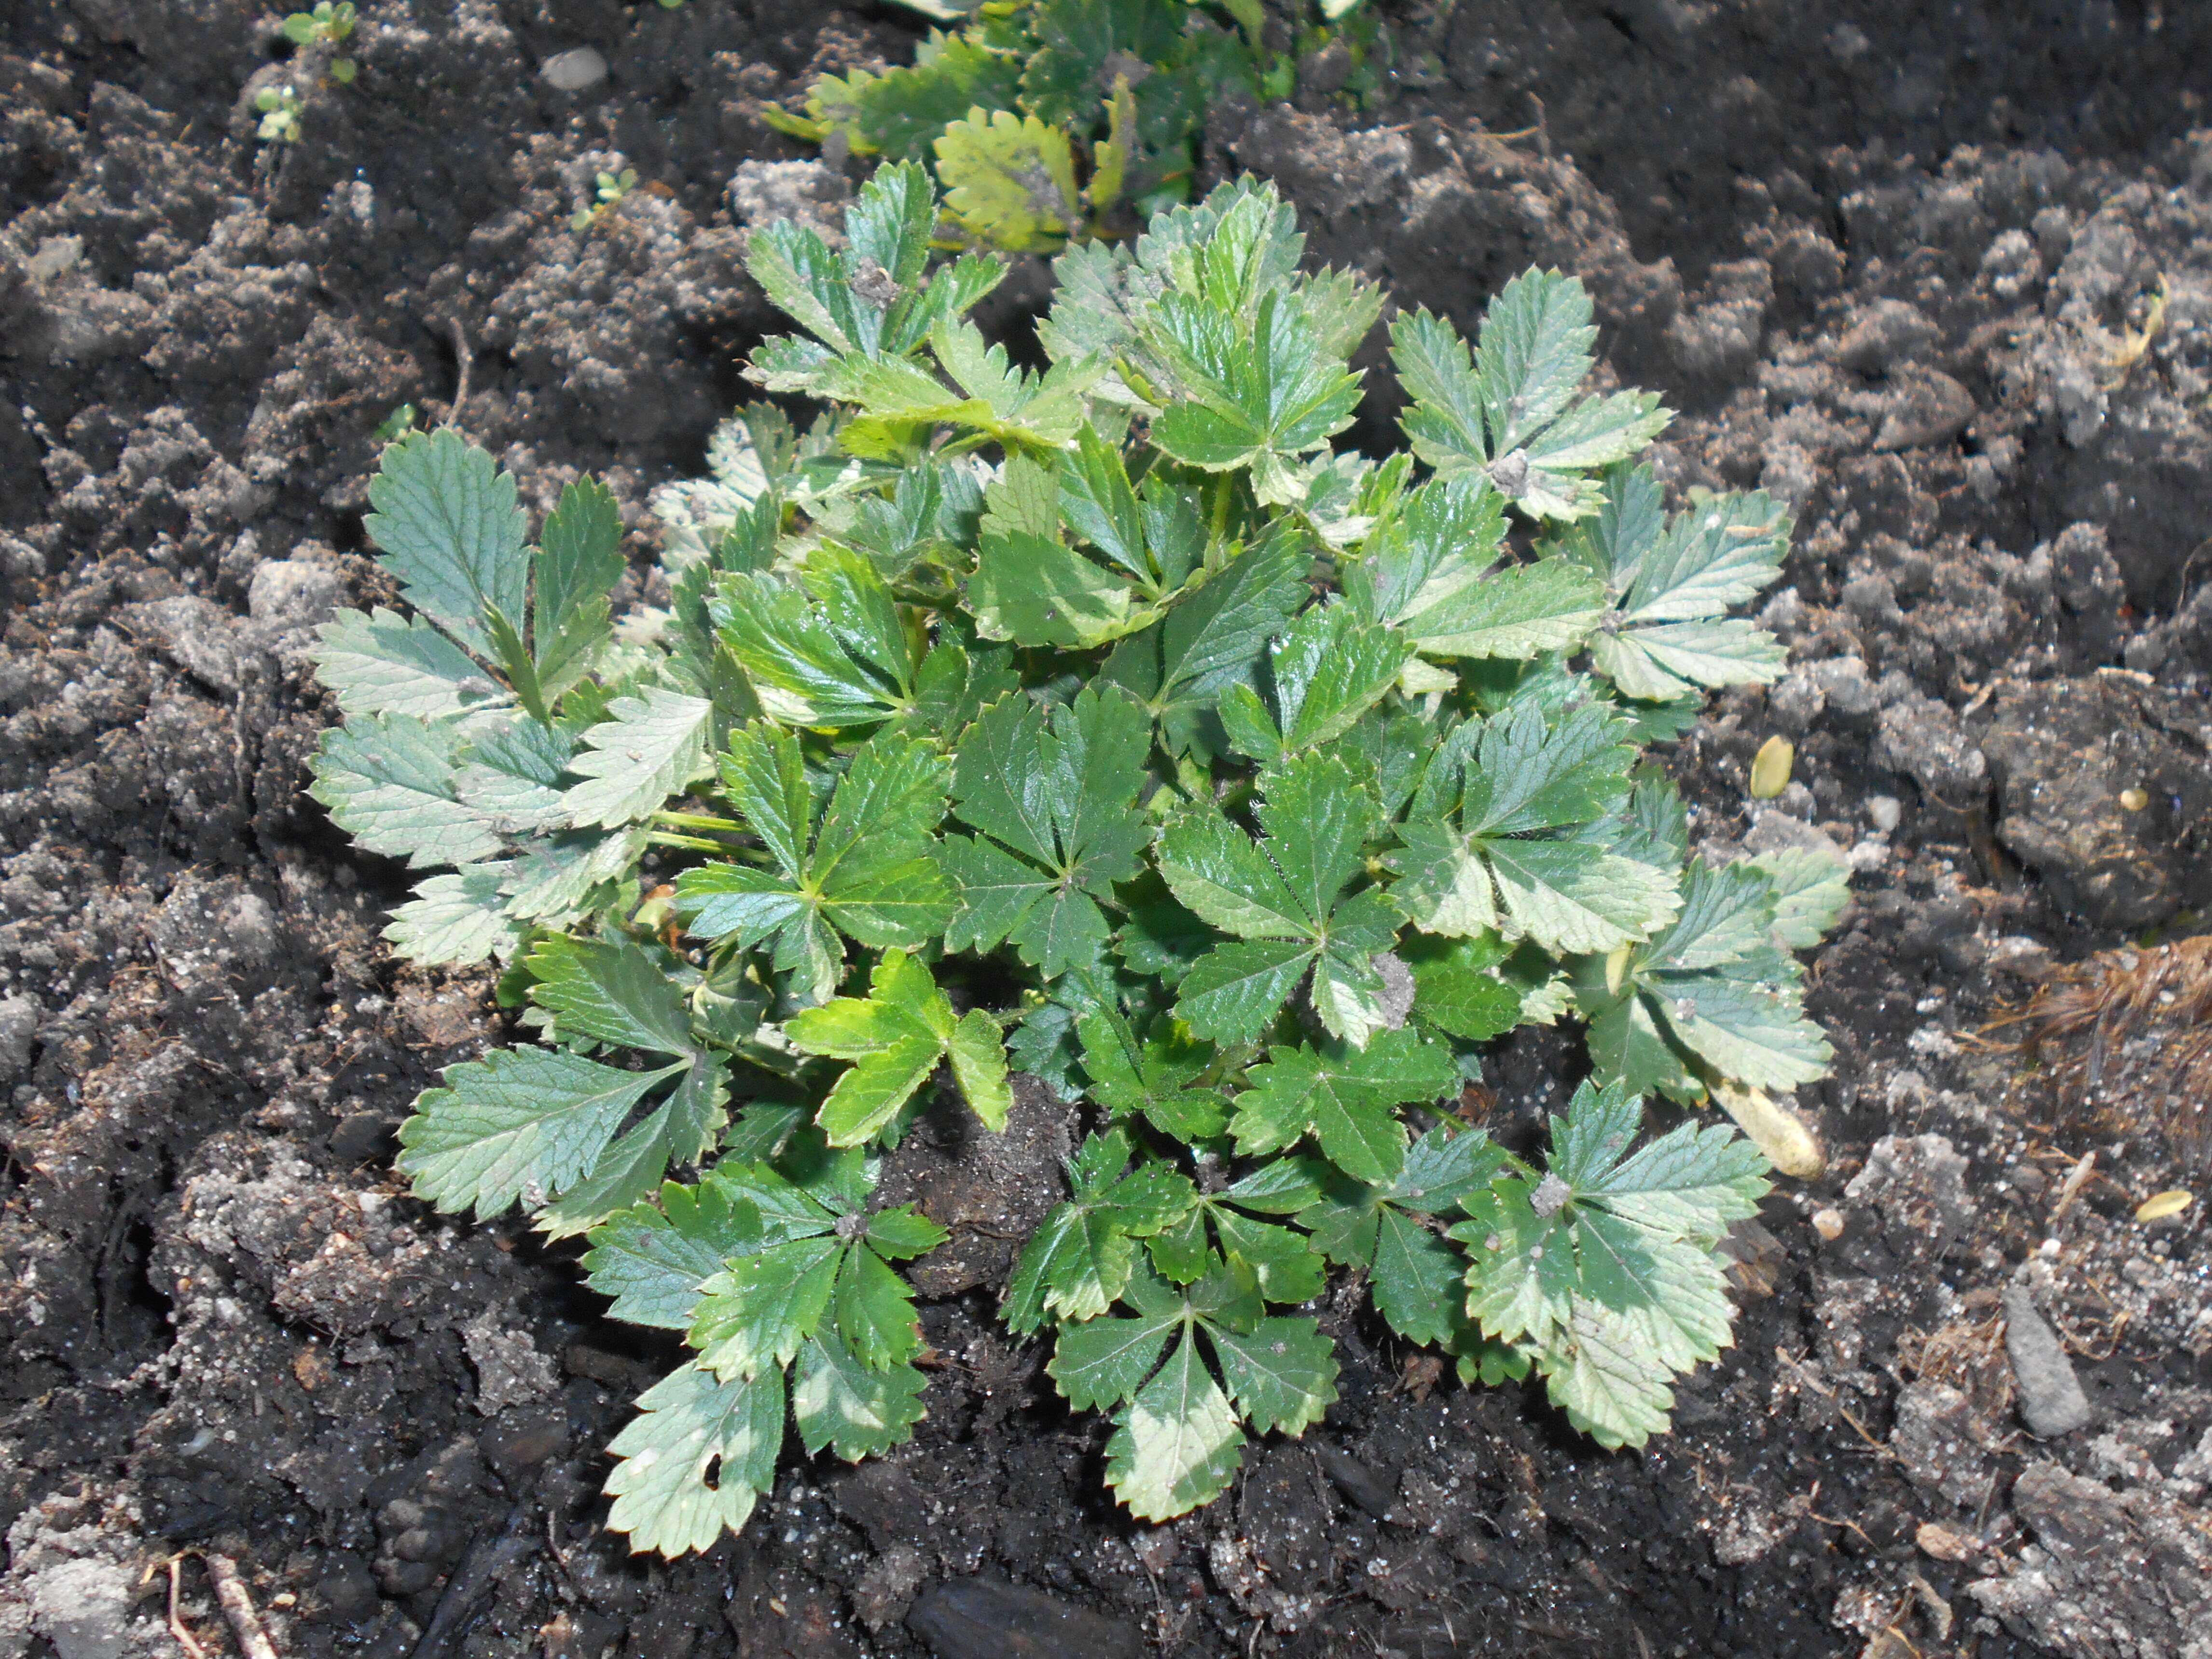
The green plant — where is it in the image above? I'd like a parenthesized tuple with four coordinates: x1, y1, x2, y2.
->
(254, 83, 306, 143)
(764, 0, 1377, 252)
(307, 161, 1846, 1554)
(281, 0, 358, 83)
(572, 167, 639, 233)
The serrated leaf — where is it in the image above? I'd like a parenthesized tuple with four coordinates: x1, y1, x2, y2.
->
(784, 949, 1006, 1143)
(943, 688, 1151, 975)
(583, 1171, 769, 1329)
(385, 867, 523, 965)
(535, 473, 624, 695)
(1398, 560, 1606, 661)
(713, 569, 912, 729)
(677, 726, 952, 1004)
(310, 714, 502, 868)
(1225, 603, 1410, 760)
(1230, 1029, 1454, 1183)
(1745, 846, 1852, 951)
(935, 108, 1079, 253)
(1537, 1299, 1676, 1449)
(1002, 1130, 1197, 1332)
(397, 1048, 686, 1221)
(1206, 1315, 1336, 1435)
(604, 1362, 784, 1556)
(562, 687, 714, 830)
(1049, 1303, 1180, 1411)
(536, 1055, 731, 1238)
(791, 1332, 927, 1460)
(1076, 1009, 1229, 1142)
(363, 428, 529, 652)
(691, 1234, 844, 1380)
(1105, 1328, 1244, 1521)
(527, 933, 696, 1053)
(312, 608, 502, 720)
(1403, 933, 1523, 1042)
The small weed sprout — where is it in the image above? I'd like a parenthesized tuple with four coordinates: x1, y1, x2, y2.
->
(254, 83, 305, 142)
(282, 1, 359, 83)
(572, 168, 638, 233)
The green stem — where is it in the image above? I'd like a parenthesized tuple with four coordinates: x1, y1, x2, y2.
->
(653, 810, 745, 832)
(646, 831, 732, 853)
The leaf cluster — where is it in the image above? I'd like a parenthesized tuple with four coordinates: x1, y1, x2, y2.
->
(767, 0, 1381, 252)
(309, 163, 1844, 1555)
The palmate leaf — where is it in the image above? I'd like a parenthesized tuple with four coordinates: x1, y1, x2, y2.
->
(676, 726, 953, 1005)
(1447, 1080, 1770, 1442)
(1003, 1129, 1197, 1332)
(784, 949, 1010, 1144)
(1556, 466, 1792, 699)
(713, 553, 922, 729)
(1391, 702, 1679, 955)
(1158, 751, 1404, 1046)
(1216, 602, 1410, 763)
(1229, 1029, 1456, 1184)
(1390, 273, 1670, 521)
(941, 687, 1151, 976)
(1148, 289, 1364, 506)
(1076, 1008, 1229, 1142)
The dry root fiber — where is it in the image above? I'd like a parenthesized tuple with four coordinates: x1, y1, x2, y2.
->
(2004, 935, 2212, 1163)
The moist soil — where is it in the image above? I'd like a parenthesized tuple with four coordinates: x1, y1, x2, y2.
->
(4, 3, 2212, 1657)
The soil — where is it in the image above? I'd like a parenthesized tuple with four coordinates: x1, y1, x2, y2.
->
(4, 2, 2212, 1658)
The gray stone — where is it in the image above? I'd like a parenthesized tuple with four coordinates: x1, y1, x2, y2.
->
(247, 558, 343, 629)
(0, 995, 38, 1083)
(2002, 1285, 2094, 1438)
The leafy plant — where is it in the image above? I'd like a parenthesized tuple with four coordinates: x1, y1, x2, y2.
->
(254, 83, 305, 143)
(765, 0, 1381, 252)
(281, 1, 358, 83)
(573, 168, 639, 233)
(308, 161, 1846, 1555)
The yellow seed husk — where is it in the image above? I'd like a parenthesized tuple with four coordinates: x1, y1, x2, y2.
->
(1712, 1080, 1825, 1179)
(1749, 735, 1794, 799)
(2136, 1189, 2194, 1222)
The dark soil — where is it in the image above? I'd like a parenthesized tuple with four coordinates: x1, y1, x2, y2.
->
(5, 3, 2212, 1657)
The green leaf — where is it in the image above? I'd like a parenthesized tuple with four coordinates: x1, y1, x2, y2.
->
(309, 715, 501, 868)
(1403, 933, 1524, 1042)
(526, 933, 695, 1053)
(713, 569, 912, 729)
(1002, 1129, 1197, 1333)
(561, 687, 714, 830)
(363, 428, 529, 652)
(1049, 1302, 1180, 1411)
(1230, 1029, 1455, 1183)
(691, 1234, 843, 1380)
(791, 1332, 928, 1460)
(311, 608, 502, 720)
(397, 1047, 686, 1221)
(943, 688, 1152, 975)
(582, 1170, 769, 1329)
(604, 1362, 784, 1556)
(1206, 1315, 1336, 1435)
(1222, 603, 1410, 761)
(784, 949, 1007, 1143)
(1105, 1328, 1244, 1521)
(384, 868, 523, 965)
(535, 474, 625, 695)
(1747, 846, 1852, 950)
(677, 727, 952, 1004)
(1537, 1299, 1676, 1449)
(934, 108, 1079, 252)
(1076, 1009, 1229, 1142)
(1396, 560, 1606, 661)
(535, 1056, 731, 1238)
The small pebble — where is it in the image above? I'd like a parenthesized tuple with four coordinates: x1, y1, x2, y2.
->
(2001, 1284, 2093, 1438)
(540, 46, 608, 90)
(1811, 1207, 1846, 1241)
(1866, 794, 1902, 832)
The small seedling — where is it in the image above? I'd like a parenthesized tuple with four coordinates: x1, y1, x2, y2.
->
(254, 83, 305, 142)
(282, 1, 358, 83)
(308, 163, 1847, 1555)
(372, 403, 417, 443)
(572, 168, 638, 233)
